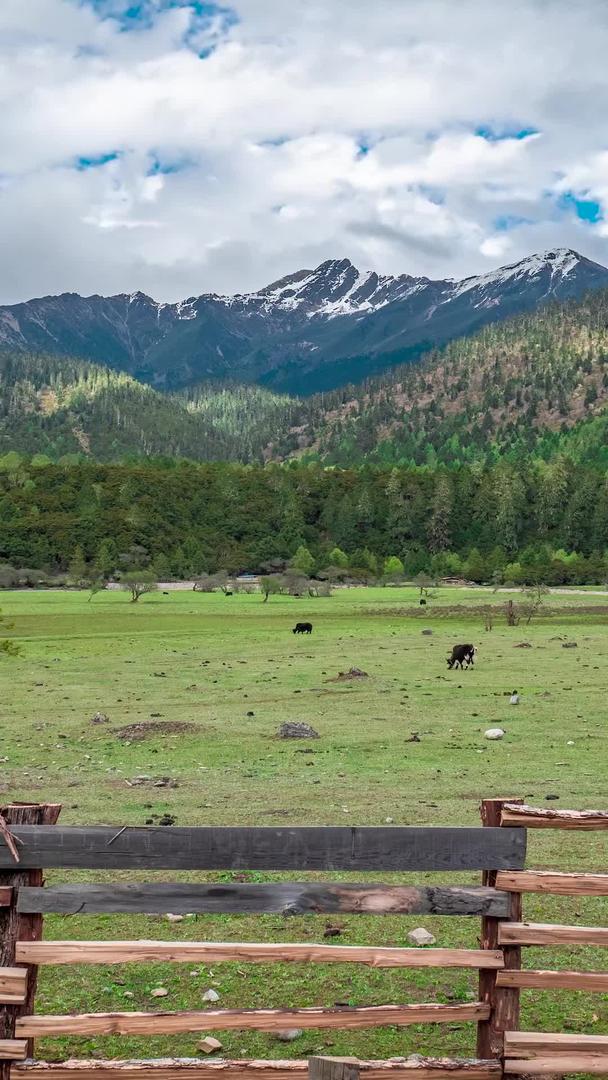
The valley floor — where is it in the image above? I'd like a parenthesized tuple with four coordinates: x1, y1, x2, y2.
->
(0, 587, 606, 1061)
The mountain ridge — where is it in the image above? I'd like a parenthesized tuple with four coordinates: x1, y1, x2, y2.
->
(2, 248, 607, 395)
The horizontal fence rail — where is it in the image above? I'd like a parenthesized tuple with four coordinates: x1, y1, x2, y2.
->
(505, 1031, 608, 1056)
(504, 1033, 608, 1075)
(15, 884, 510, 918)
(496, 969, 608, 991)
(0, 826, 526, 871)
(16, 1003, 491, 1038)
(505, 1056, 608, 1075)
(499, 803, 608, 830)
(15, 941, 505, 969)
(12, 1060, 503, 1080)
(0, 1041, 27, 1061)
(499, 922, 608, 946)
(0, 969, 26, 1005)
(495, 870, 608, 895)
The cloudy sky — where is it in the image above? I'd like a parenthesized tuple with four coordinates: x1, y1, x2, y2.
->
(2, 0, 608, 303)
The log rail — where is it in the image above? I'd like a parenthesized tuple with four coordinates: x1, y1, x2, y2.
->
(12, 1060, 503, 1080)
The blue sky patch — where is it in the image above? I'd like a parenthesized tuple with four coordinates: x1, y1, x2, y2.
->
(418, 184, 445, 205)
(75, 151, 120, 170)
(558, 191, 602, 222)
(493, 213, 534, 231)
(84, 1, 237, 35)
(475, 125, 539, 141)
(147, 153, 196, 175)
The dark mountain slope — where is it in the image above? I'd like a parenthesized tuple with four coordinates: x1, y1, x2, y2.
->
(1, 249, 607, 394)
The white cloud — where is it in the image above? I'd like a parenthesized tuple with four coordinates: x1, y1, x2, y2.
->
(1, 0, 608, 302)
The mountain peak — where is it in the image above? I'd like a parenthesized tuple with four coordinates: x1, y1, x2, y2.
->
(315, 257, 356, 274)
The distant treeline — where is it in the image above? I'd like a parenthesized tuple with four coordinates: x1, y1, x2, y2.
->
(1, 453, 607, 586)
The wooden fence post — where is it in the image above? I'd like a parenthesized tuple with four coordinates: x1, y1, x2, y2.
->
(0, 802, 61, 1078)
(477, 797, 523, 1061)
(309, 1058, 360, 1080)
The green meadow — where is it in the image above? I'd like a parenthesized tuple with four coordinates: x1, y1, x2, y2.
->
(0, 587, 606, 1061)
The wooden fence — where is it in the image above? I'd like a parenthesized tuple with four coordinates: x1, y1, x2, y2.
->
(0, 799, 606, 1080)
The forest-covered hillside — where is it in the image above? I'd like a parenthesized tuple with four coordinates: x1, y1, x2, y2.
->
(0, 352, 295, 463)
(275, 289, 608, 466)
(3, 289, 608, 468)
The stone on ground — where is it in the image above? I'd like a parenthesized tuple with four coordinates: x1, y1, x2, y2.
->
(275, 1029, 303, 1042)
(407, 927, 436, 946)
(278, 722, 319, 739)
(199, 1037, 223, 1054)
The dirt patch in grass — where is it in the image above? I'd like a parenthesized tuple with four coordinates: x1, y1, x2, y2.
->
(113, 721, 200, 741)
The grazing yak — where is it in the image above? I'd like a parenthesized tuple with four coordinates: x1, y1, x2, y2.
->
(447, 644, 475, 670)
(293, 622, 313, 634)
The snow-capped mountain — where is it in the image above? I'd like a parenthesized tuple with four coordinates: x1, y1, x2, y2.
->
(1, 248, 607, 394)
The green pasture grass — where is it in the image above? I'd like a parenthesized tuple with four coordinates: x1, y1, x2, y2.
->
(0, 587, 606, 1060)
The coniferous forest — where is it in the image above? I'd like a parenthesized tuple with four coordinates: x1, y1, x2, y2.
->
(1, 455, 607, 585)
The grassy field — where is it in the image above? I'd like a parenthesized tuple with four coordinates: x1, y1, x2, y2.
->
(0, 586, 606, 1062)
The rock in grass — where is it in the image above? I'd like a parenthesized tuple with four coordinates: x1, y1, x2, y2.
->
(278, 722, 319, 739)
(199, 1037, 223, 1054)
(407, 927, 436, 946)
(484, 728, 505, 740)
(202, 988, 220, 1002)
(275, 1029, 303, 1042)
(165, 913, 184, 923)
(90, 712, 109, 724)
(150, 987, 169, 998)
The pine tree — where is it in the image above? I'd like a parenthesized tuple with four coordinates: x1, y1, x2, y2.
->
(290, 545, 315, 575)
(383, 555, 405, 580)
(428, 475, 453, 553)
(68, 545, 88, 586)
(328, 546, 349, 568)
(94, 539, 117, 579)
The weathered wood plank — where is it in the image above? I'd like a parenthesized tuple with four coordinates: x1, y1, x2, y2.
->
(496, 869, 608, 895)
(0, 894, 11, 910)
(0, 1042, 26, 1062)
(309, 1059, 359, 1080)
(15, 884, 509, 918)
(505, 1055, 608, 1075)
(504, 1031, 608, 1056)
(16, 1002, 490, 1037)
(0, 970, 27, 1005)
(499, 922, 608, 947)
(15, 941, 504, 970)
(500, 803, 608, 830)
(497, 969, 608, 991)
(12, 1058, 502, 1080)
(0, 827, 526, 872)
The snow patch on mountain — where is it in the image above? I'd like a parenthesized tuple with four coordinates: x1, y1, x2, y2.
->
(449, 248, 583, 301)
